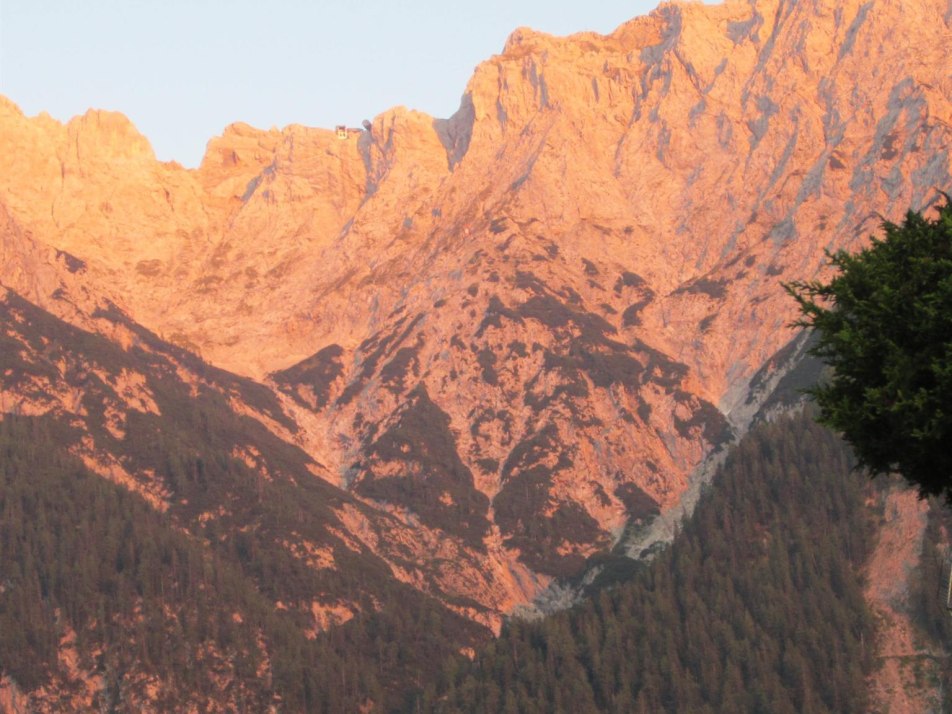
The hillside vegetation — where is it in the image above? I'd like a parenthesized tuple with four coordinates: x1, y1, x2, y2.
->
(414, 411, 880, 713)
(0, 414, 484, 712)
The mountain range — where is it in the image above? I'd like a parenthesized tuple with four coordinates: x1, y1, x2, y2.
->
(1, 0, 950, 710)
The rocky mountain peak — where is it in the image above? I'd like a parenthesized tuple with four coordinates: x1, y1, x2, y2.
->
(66, 108, 156, 164)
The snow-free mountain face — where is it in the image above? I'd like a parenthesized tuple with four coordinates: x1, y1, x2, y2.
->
(0, 0, 950, 699)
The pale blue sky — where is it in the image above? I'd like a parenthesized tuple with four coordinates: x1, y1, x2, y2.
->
(0, 1, 698, 167)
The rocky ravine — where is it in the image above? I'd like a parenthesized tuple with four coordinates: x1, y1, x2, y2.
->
(0, 0, 950, 633)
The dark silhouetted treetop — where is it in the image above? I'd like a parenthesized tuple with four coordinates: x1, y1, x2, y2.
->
(786, 196, 952, 500)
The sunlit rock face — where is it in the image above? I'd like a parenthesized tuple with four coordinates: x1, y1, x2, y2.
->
(0, 0, 950, 626)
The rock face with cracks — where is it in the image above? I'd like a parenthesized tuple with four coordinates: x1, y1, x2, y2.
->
(0, 0, 950, 677)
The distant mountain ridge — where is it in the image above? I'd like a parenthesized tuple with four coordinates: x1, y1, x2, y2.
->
(0, 0, 950, 709)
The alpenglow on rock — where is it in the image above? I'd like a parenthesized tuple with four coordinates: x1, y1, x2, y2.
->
(0, 0, 949, 647)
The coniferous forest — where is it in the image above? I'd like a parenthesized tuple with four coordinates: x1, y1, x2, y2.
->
(0, 414, 483, 712)
(412, 411, 880, 713)
(3, 406, 947, 712)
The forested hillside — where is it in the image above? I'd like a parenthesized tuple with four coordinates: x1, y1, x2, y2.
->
(6, 389, 948, 712)
(414, 411, 881, 713)
(0, 414, 485, 712)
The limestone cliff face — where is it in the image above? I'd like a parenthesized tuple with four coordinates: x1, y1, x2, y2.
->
(0, 0, 950, 631)
(453, 0, 952, 408)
